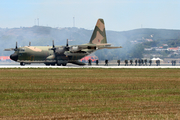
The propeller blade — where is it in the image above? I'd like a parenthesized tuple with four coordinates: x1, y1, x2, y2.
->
(66, 39, 68, 47)
(49, 40, 56, 52)
(65, 39, 69, 51)
(4, 48, 14, 51)
(5, 42, 18, 51)
(15, 42, 18, 49)
(52, 40, 55, 48)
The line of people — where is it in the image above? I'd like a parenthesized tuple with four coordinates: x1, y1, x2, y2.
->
(88, 59, 153, 66)
(123, 59, 152, 66)
(88, 59, 179, 66)
(171, 60, 176, 66)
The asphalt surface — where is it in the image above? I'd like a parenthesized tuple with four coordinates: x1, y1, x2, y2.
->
(0, 62, 180, 68)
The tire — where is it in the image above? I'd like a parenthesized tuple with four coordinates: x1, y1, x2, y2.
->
(45, 63, 50, 66)
(57, 64, 61, 66)
(51, 63, 55, 66)
(62, 63, 67, 66)
(20, 62, 25, 66)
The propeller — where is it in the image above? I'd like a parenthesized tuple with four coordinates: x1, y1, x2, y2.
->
(15, 42, 18, 50)
(4, 42, 18, 51)
(66, 39, 68, 47)
(29, 42, 31, 46)
(51, 40, 56, 52)
(49, 39, 70, 53)
(65, 39, 69, 51)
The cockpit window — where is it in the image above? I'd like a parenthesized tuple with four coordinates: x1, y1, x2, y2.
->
(19, 48, 25, 51)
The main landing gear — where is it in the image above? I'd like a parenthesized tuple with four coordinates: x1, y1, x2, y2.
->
(57, 63, 67, 66)
(45, 63, 67, 66)
(20, 62, 31, 66)
(20, 62, 25, 66)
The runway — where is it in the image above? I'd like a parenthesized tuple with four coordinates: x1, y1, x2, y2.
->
(0, 64, 180, 68)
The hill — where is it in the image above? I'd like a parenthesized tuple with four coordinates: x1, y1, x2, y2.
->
(1, 26, 180, 60)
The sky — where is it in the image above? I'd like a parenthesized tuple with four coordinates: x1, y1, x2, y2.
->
(0, 0, 180, 31)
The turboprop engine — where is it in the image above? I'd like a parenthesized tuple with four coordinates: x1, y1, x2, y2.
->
(50, 39, 69, 55)
(69, 46, 81, 52)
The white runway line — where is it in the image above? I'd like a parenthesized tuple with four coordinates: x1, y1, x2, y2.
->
(0, 66, 180, 68)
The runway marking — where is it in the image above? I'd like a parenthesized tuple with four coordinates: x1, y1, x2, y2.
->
(0, 66, 180, 68)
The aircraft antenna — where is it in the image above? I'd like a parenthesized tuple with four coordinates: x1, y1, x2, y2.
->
(37, 18, 39, 26)
(73, 17, 75, 27)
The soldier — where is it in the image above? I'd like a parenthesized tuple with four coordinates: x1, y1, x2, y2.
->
(144, 59, 147, 66)
(135, 59, 137, 66)
(174, 60, 176, 66)
(117, 60, 120, 66)
(171, 60, 174, 66)
(88, 59, 91, 65)
(156, 60, 158, 66)
(130, 60, 133, 66)
(105, 59, 108, 66)
(141, 59, 144, 66)
(149, 60, 152, 66)
(124, 60, 128, 66)
(138, 59, 141, 66)
(95, 60, 98, 65)
(158, 60, 160, 66)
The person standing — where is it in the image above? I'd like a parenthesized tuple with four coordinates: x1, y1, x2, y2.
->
(149, 60, 152, 66)
(96, 60, 99, 65)
(125, 60, 128, 66)
(156, 60, 158, 66)
(141, 59, 144, 66)
(158, 60, 160, 66)
(171, 60, 174, 66)
(174, 60, 176, 66)
(135, 60, 137, 66)
(130, 60, 133, 66)
(138, 59, 141, 66)
(117, 60, 120, 66)
(88, 59, 92, 65)
(144, 59, 147, 66)
(105, 59, 108, 66)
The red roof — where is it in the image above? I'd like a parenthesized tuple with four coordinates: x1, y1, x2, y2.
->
(168, 48, 179, 50)
(0, 56, 10, 60)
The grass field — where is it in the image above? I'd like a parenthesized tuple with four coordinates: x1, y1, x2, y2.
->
(0, 68, 180, 119)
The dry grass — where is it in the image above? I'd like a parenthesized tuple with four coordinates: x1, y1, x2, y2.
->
(0, 68, 180, 119)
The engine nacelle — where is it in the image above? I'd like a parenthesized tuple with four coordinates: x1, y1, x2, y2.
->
(70, 46, 81, 52)
(55, 47, 65, 54)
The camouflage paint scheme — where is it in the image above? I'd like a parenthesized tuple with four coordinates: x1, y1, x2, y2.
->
(5, 19, 122, 66)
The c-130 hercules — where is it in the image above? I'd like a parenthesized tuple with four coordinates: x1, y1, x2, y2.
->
(5, 19, 122, 66)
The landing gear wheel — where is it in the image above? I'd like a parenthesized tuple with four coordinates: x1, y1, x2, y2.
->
(45, 63, 50, 66)
(20, 62, 25, 66)
(51, 63, 55, 66)
(62, 63, 67, 66)
(57, 63, 61, 66)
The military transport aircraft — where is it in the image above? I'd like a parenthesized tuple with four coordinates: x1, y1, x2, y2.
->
(4, 19, 122, 66)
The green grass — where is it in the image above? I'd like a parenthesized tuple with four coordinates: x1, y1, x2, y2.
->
(0, 68, 180, 119)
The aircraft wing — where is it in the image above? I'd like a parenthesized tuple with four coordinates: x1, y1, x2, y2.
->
(98, 46, 122, 49)
(4, 48, 15, 51)
(76, 43, 122, 50)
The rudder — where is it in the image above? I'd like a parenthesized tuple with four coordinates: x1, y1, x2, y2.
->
(89, 19, 107, 44)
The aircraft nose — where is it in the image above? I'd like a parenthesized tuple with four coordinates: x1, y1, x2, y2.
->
(10, 54, 18, 61)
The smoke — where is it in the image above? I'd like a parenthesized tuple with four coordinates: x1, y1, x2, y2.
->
(1, 26, 180, 59)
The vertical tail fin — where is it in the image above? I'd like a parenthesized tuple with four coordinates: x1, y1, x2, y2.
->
(89, 19, 107, 44)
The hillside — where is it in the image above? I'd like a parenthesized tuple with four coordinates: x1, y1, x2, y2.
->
(1, 26, 180, 60)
